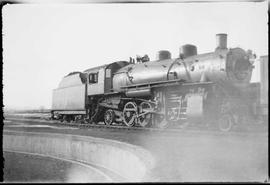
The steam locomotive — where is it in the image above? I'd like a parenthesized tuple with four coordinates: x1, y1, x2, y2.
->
(51, 34, 265, 131)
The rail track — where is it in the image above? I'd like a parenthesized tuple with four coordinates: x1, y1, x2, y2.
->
(5, 114, 267, 136)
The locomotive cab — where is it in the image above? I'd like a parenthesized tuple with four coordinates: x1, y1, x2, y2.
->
(84, 61, 130, 96)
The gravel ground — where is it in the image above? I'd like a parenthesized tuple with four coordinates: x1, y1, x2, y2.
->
(4, 116, 269, 182)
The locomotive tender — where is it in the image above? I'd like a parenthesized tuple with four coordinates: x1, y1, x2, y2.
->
(51, 34, 260, 131)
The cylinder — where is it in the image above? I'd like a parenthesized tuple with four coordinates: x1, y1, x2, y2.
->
(179, 44, 197, 58)
(216, 33, 227, 50)
(126, 88, 151, 97)
(156, 50, 171, 60)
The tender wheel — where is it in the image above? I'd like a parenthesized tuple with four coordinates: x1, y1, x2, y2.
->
(138, 102, 152, 127)
(123, 102, 137, 127)
(74, 115, 85, 124)
(51, 112, 55, 120)
(104, 109, 115, 125)
(59, 115, 64, 122)
(52, 112, 60, 120)
(153, 114, 168, 129)
(63, 115, 71, 123)
(218, 114, 234, 132)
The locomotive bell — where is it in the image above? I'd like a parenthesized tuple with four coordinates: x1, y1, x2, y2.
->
(215, 33, 227, 50)
(156, 50, 171, 60)
(179, 44, 197, 59)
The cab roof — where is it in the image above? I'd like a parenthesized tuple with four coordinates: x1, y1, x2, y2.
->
(83, 61, 129, 74)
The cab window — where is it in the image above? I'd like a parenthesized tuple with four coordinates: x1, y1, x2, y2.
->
(89, 73, 98, 83)
(106, 69, 111, 78)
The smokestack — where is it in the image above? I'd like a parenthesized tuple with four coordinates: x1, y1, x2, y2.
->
(216, 33, 227, 50)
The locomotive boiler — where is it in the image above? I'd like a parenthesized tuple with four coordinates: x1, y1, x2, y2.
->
(114, 36, 252, 92)
(51, 34, 258, 131)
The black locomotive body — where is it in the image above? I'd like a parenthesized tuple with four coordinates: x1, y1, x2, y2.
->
(51, 34, 265, 131)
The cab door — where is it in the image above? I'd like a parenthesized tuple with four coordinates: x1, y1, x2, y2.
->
(104, 68, 112, 93)
(87, 69, 105, 95)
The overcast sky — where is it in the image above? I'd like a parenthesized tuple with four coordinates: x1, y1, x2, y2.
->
(3, 1, 268, 110)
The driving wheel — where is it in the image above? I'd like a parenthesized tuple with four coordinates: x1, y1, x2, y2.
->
(153, 114, 168, 129)
(123, 102, 137, 127)
(138, 102, 152, 127)
(218, 114, 234, 132)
